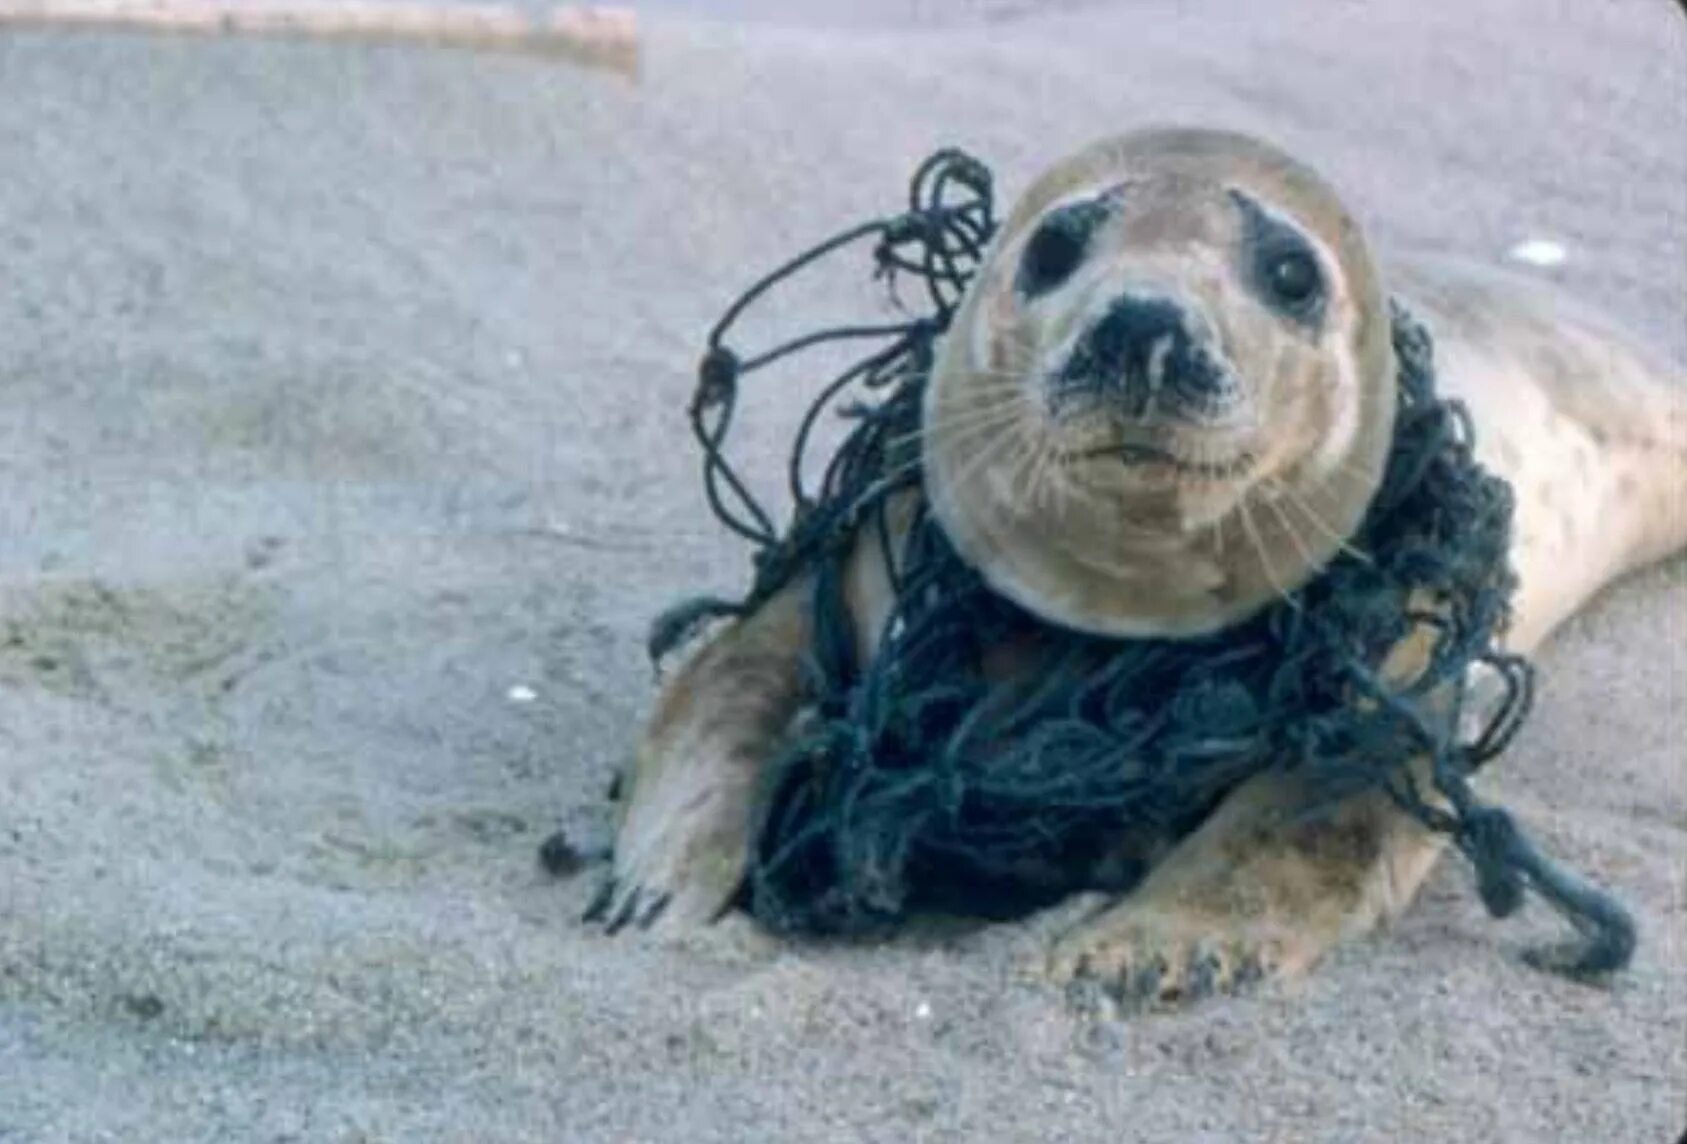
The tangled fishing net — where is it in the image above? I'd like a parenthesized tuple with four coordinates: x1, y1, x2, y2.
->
(650, 150, 1635, 977)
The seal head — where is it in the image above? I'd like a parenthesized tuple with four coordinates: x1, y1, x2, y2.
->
(924, 127, 1396, 637)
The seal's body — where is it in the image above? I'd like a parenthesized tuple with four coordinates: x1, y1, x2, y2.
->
(595, 129, 1684, 1003)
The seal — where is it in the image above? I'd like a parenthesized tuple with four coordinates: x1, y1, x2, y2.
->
(592, 127, 1685, 1004)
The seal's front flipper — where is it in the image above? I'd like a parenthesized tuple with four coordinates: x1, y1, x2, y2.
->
(589, 583, 811, 935)
(1044, 763, 1445, 1011)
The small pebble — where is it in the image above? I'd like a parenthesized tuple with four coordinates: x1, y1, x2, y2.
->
(122, 993, 165, 1020)
(538, 829, 587, 878)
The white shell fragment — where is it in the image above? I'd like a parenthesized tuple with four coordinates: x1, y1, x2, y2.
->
(1506, 238, 1567, 267)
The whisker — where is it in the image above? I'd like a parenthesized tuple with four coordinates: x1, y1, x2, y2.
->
(1268, 479, 1375, 565)
(1008, 440, 1037, 508)
(1259, 489, 1320, 574)
(888, 414, 1024, 467)
(889, 408, 1016, 448)
(885, 401, 1023, 451)
(1044, 436, 1078, 519)
(1010, 428, 1040, 508)
(1318, 454, 1387, 491)
(920, 392, 1027, 424)
(957, 367, 1036, 383)
(945, 419, 1029, 495)
(1239, 498, 1300, 611)
(1029, 433, 1062, 512)
(972, 429, 1036, 516)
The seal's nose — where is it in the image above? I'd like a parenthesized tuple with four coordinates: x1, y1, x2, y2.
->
(1087, 296, 1187, 377)
(1055, 295, 1234, 418)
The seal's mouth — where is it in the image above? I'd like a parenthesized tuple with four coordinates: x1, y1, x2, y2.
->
(1060, 440, 1257, 482)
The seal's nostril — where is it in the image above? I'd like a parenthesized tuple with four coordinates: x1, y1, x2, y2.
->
(1086, 296, 1188, 376)
(1056, 295, 1233, 417)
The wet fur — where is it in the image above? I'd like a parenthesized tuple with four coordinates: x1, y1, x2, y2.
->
(595, 129, 1686, 1005)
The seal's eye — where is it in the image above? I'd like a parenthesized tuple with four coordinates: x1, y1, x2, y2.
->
(1230, 189, 1326, 325)
(1017, 201, 1107, 297)
(1265, 250, 1321, 307)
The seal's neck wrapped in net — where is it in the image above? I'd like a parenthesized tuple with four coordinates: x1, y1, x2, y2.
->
(652, 151, 1634, 976)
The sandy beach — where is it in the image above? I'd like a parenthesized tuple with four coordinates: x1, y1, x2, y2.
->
(1, 1, 1683, 1140)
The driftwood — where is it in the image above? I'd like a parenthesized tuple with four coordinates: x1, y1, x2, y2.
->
(0, 1, 639, 75)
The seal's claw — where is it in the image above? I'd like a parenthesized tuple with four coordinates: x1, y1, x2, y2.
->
(1064, 973, 1107, 1018)
(581, 877, 615, 924)
(1186, 945, 1223, 1000)
(637, 892, 673, 930)
(603, 885, 643, 936)
(1126, 957, 1167, 1004)
(1047, 904, 1305, 1013)
(1233, 951, 1267, 988)
(585, 804, 746, 938)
